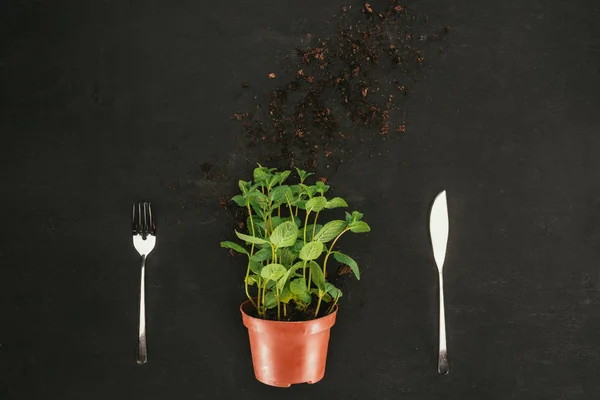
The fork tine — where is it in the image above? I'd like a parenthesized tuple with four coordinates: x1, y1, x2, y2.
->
(148, 203, 156, 234)
(132, 203, 137, 234)
(138, 202, 143, 236)
(140, 202, 145, 237)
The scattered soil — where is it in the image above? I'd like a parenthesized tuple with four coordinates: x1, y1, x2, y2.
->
(336, 264, 354, 276)
(232, 0, 449, 171)
(177, 1, 448, 209)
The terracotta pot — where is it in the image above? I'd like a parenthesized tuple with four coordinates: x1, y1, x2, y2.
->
(240, 299, 338, 387)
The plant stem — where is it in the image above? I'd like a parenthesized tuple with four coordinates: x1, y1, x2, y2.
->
(307, 264, 312, 292)
(257, 278, 262, 314)
(311, 211, 320, 240)
(303, 260, 307, 279)
(323, 228, 349, 278)
(244, 263, 257, 309)
(283, 303, 287, 317)
(245, 204, 258, 309)
(314, 295, 323, 318)
(267, 188, 274, 232)
(327, 293, 340, 314)
(247, 205, 256, 236)
(303, 209, 311, 245)
(261, 280, 268, 316)
(277, 292, 281, 321)
(295, 186, 303, 216)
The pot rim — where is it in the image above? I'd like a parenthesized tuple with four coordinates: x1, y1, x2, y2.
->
(240, 298, 338, 325)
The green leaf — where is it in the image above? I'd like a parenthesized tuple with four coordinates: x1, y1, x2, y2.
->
(291, 261, 305, 277)
(248, 216, 265, 237)
(292, 240, 304, 253)
(235, 230, 268, 245)
(247, 190, 269, 209)
(267, 174, 280, 190)
(253, 165, 270, 185)
(269, 185, 290, 202)
(314, 220, 346, 243)
(287, 215, 301, 227)
(325, 197, 348, 209)
(276, 262, 301, 291)
(294, 199, 307, 210)
(250, 202, 266, 219)
(268, 204, 279, 216)
(290, 278, 312, 304)
(301, 184, 317, 198)
(295, 167, 313, 183)
(251, 247, 271, 262)
(305, 196, 328, 212)
(220, 241, 249, 255)
(270, 216, 284, 231)
(249, 260, 263, 274)
(299, 241, 324, 261)
(315, 181, 330, 194)
(246, 274, 259, 286)
(345, 211, 353, 225)
(278, 170, 291, 184)
(264, 290, 278, 308)
(231, 195, 246, 207)
(310, 261, 327, 291)
(333, 252, 360, 280)
(238, 180, 251, 194)
(260, 263, 287, 282)
(309, 287, 331, 301)
(270, 221, 298, 248)
(277, 247, 297, 267)
(299, 224, 322, 238)
(283, 188, 294, 204)
(279, 286, 293, 303)
(325, 282, 343, 299)
(348, 221, 371, 233)
(351, 211, 364, 221)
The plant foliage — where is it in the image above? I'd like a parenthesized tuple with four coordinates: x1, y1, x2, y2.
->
(221, 165, 370, 320)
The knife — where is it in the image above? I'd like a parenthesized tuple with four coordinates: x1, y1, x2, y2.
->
(429, 190, 449, 374)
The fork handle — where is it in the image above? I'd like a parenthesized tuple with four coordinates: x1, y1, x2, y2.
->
(137, 255, 147, 365)
(438, 271, 449, 374)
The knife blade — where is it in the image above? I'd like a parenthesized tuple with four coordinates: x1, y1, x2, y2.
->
(429, 190, 449, 374)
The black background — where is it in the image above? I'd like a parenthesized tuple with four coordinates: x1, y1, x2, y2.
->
(2, 0, 600, 399)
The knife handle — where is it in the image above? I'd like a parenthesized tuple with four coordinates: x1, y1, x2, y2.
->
(438, 272, 449, 374)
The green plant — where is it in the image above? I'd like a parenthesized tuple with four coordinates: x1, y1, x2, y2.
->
(221, 165, 371, 320)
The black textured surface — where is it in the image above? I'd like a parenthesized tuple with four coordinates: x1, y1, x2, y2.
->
(2, 0, 600, 399)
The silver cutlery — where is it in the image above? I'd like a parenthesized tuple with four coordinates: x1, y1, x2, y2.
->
(429, 190, 449, 374)
(132, 202, 156, 365)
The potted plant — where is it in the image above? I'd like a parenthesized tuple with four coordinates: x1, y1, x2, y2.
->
(221, 165, 370, 387)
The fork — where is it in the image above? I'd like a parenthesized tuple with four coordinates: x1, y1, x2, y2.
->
(132, 202, 156, 365)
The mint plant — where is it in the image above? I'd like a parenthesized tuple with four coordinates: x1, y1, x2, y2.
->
(221, 165, 370, 320)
